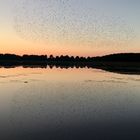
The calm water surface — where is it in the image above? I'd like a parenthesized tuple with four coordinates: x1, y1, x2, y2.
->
(0, 67, 140, 139)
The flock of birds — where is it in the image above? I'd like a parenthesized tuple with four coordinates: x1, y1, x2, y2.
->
(13, 0, 134, 48)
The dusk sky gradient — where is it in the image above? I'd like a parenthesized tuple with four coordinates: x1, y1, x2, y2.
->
(0, 0, 140, 56)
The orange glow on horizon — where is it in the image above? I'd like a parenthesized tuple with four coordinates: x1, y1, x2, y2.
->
(0, 28, 139, 57)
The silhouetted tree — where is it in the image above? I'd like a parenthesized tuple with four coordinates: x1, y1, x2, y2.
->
(75, 56, 80, 62)
(49, 55, 54, 61)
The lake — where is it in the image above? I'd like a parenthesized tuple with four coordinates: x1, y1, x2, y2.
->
(0, 67, 140, 139)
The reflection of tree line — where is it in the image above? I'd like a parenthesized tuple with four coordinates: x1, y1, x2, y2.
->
(0, 53, 140, 74)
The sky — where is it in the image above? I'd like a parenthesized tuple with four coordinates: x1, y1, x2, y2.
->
(0, 0, 140, 56)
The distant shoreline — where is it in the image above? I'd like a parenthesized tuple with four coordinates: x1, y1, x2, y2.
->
(0, 53, 140, 63)
(0, 53, 140, 74)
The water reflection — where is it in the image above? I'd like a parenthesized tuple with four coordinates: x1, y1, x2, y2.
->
(0, 67, 140, 139)
(0, 63, 140, 75)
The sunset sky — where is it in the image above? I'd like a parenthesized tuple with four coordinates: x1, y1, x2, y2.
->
(0, 0, 140, 56)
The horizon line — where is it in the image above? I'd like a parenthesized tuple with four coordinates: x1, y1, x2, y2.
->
(0, 52, 139, 58)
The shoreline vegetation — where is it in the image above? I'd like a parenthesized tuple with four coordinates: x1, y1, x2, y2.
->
(0, 53, 140, 74)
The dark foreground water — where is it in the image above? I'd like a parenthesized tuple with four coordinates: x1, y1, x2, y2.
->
(0, 67, 140, 140)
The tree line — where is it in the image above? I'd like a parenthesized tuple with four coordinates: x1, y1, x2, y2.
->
(0, 54, 94, 62)
(0, 53, 140, 62)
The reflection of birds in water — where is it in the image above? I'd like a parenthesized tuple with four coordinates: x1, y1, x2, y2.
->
(13, 0, 134, 47)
